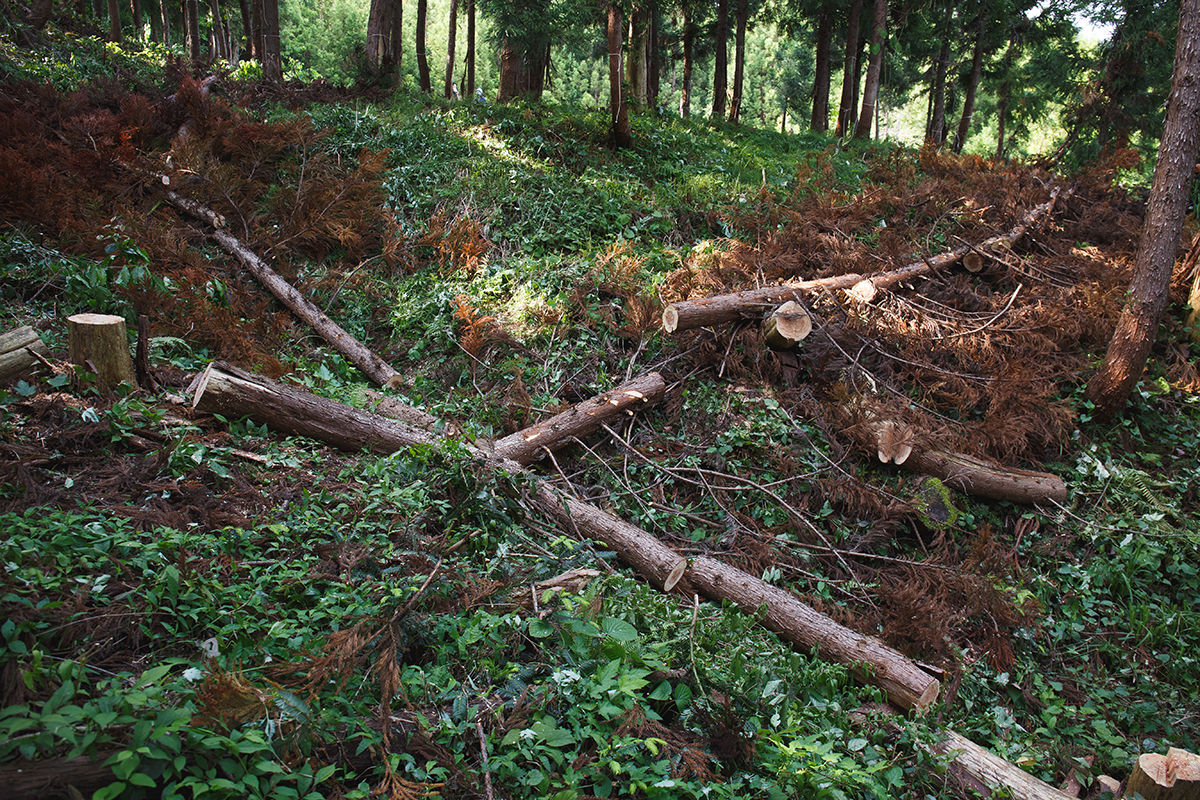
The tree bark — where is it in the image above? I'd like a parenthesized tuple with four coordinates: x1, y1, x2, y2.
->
(193, 363, 437, 452)
(0, 326, 51, 385)
(609, 2, 632, 149)
(853, 0, 887, 139)
(159, 189, 403, 388)
(498, 40, 520, 102)
(679, 8, 694, 118)
(186, 0, 200, 62)
(928, 730, 1079, 800)
(1127, 748, 1200, 800)
(925, 3, 953, 144)
(836, 0, 863, 137)
(107, 0, 121, 41)
(189, 363, 940, 713)
(711, 0, 729, 119)
(727, 0, 748, 123)
(443, 0, 459, 99)
(493, 372, 665, 464)
(68, 314, 135, 390)
(662, 189, 1063, 333)
(811, 7, 832, 132)
(27, 0, 56, 30)
(0, 750, 123, 800)
(261, 0, 281, 81)
(1085, 0, 1200, 421)
(626, 6, 648, 101)
(465, 0, 475, 97)
(953, 1, 987, 153)
(416, 0, 431, 93)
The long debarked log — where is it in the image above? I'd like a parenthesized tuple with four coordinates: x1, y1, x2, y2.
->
(0, 325, 51, 384)
(160, 190, 403, 389)
(906, 448, 1067, 505)
(662, 187, 1064, 333)
(493, 372, 666, 464)
(927, 729, 1079, 800)
(190, 362, 938, 711)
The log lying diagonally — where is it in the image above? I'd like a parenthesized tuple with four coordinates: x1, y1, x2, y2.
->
(0, 325, 51, 384)
(190, 361, 1091, 798)
(661, 187, 1065, 334)
(160, 189, 403, 389)
(190, 361, 939, 712)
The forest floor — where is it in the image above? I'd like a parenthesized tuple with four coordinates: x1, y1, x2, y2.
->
(3, 33, 1200, 800)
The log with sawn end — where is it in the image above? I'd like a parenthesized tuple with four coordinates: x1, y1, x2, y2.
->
(189, 361, 939, 713)
(662, 187, 1064, 333)
(0, 325, 51, 384)
(493, 372, 666, 464)
(158, 188, 403, 389)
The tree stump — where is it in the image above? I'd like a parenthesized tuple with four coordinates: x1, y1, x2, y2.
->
(0, 325, 50, 384)
(67, 313, 135, 390)
(1127, 748, 1200, 800)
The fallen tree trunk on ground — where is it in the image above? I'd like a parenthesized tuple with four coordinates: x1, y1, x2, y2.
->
(661, 188, 1063, 334)
(160, 190, 403, 389)
(0, 325, 51, 384)
(928, 729, 1079, 800)
(190, 362, 938, 712)
(493, 372, 666, 464)
(0, 749, 121, 800)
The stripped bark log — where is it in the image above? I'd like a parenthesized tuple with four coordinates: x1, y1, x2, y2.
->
(0, 325, 51, 384)
(493, 372, 665, 464)
(190, 362, 939, 712)
(159, 190, 402, 389)
(662, 187, 1064, 333)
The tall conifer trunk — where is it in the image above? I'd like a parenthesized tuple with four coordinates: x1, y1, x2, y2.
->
(609, 2, 632, 148)
(465, 0, 475, 97)
(728, 0, 748, 122)
(811, 7, 832, 131)
(953, 2, 986, 153)
(444, 0, 459, 98)
(416, 0, 431, 92)
(853, 0, 887, 139)
(679, 8, 694, 118)
(712, 0, 728, 119)
(836, 0, 863, 137)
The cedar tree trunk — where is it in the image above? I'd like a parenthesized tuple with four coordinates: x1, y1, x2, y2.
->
(836, 0, 863, 136)
(728, 0, 748, 122)
(107, 0, 122, 41)
(1086, 0, 1200, 420)
(261, 0, 281, 80)
(465, 0, 475, 96)
(853, 0, 887, 139)
(444, 0, 459, 98)
(712, 0, 728, 119)
(811, 7, 832, 131)
(416, 0, 431, 92)
(679, 8, 694, 118)
(609, 2, 632, 148)
(953, 3, 986, 153)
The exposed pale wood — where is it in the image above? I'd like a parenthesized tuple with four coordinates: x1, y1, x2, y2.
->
(1127, 748, 1200, 800)
(964, 250, 985, 273)
(930, 729, 1080, 800)
(67, 313, 135, 389)
(1096, 775, 1122, 796)
(0, 325, 51, 384)
(661, 188, 1064, 333)
(762, 300, 812, 350)
(159, 189, 402, 389)
(191, 362, 939, 712)
(493, 372, 666, 464)
(361, 388, 444, 431)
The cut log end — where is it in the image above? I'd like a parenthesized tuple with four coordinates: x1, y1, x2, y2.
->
(914, 678, 940, 714)
(847, 279, 877, 304)
(67, 313, 135, 389)
(1127, 747, 1200, 800)
(663, 558, 688, 592)
(662, 305, 680, 333)
(963, 251, 985, 272)
(763, 300, 812, 350)
(383, 374, 404, 390)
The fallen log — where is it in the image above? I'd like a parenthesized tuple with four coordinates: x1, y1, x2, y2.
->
(852, 408, 1067, 505)
(158, 189, 403, 389)
(1127, 747, 1200, 800)
(929, 729, 1079, 800)
(191, 362, 437, 453)
(67, 313, 135, 390)
(493, 372, 666, 464)
(190, 362, 939, 712)
(0, 325, 51, 384)
(662, 187, 1064, 333)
